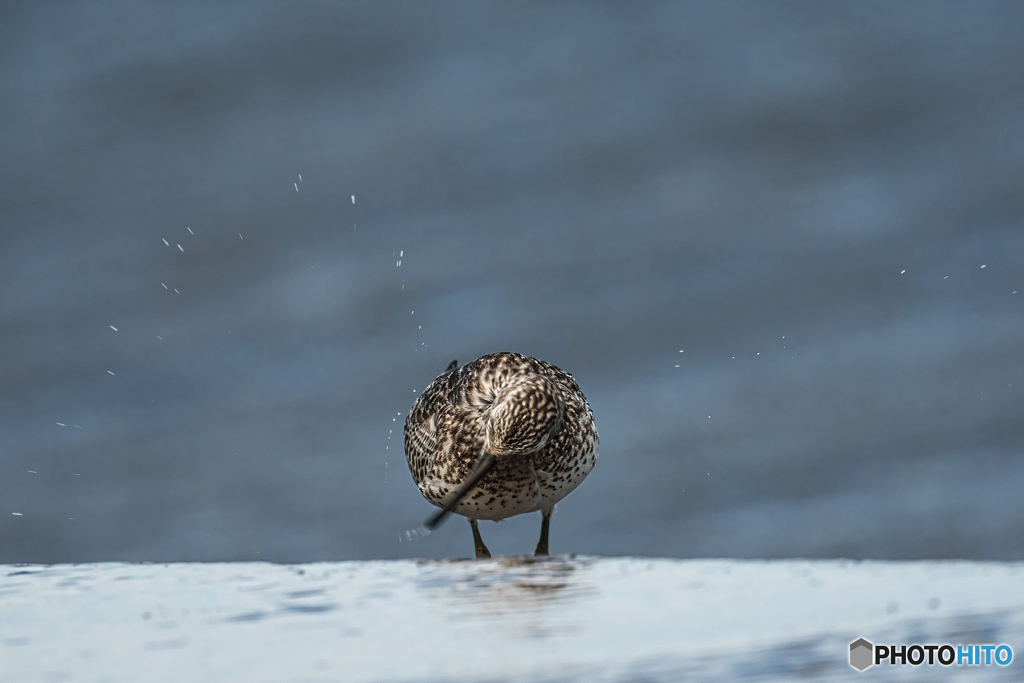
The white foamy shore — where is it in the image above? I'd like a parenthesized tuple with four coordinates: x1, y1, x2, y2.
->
(2, 557, 1022, 682)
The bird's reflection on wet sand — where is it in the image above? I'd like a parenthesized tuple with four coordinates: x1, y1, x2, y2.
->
(416, 555, 597, 638)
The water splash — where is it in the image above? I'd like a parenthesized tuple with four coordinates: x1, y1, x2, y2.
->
(403, 526, 431, 542)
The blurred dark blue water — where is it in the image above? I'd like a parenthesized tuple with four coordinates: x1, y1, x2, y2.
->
(2, 1, 1022, 563)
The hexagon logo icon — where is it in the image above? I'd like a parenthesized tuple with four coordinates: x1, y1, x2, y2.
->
(850, 638, 874, 671)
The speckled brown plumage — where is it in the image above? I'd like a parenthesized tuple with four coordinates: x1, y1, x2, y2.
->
(404, 352, 598, 557)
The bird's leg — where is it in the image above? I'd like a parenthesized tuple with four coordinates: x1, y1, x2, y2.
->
(469, 519, 491, 559)
(534, 509, 552, 556)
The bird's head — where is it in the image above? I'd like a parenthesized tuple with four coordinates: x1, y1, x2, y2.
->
(484, 375, 565, 459)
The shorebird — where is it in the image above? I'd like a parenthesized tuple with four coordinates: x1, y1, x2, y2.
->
(404, 352, 598, 558)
